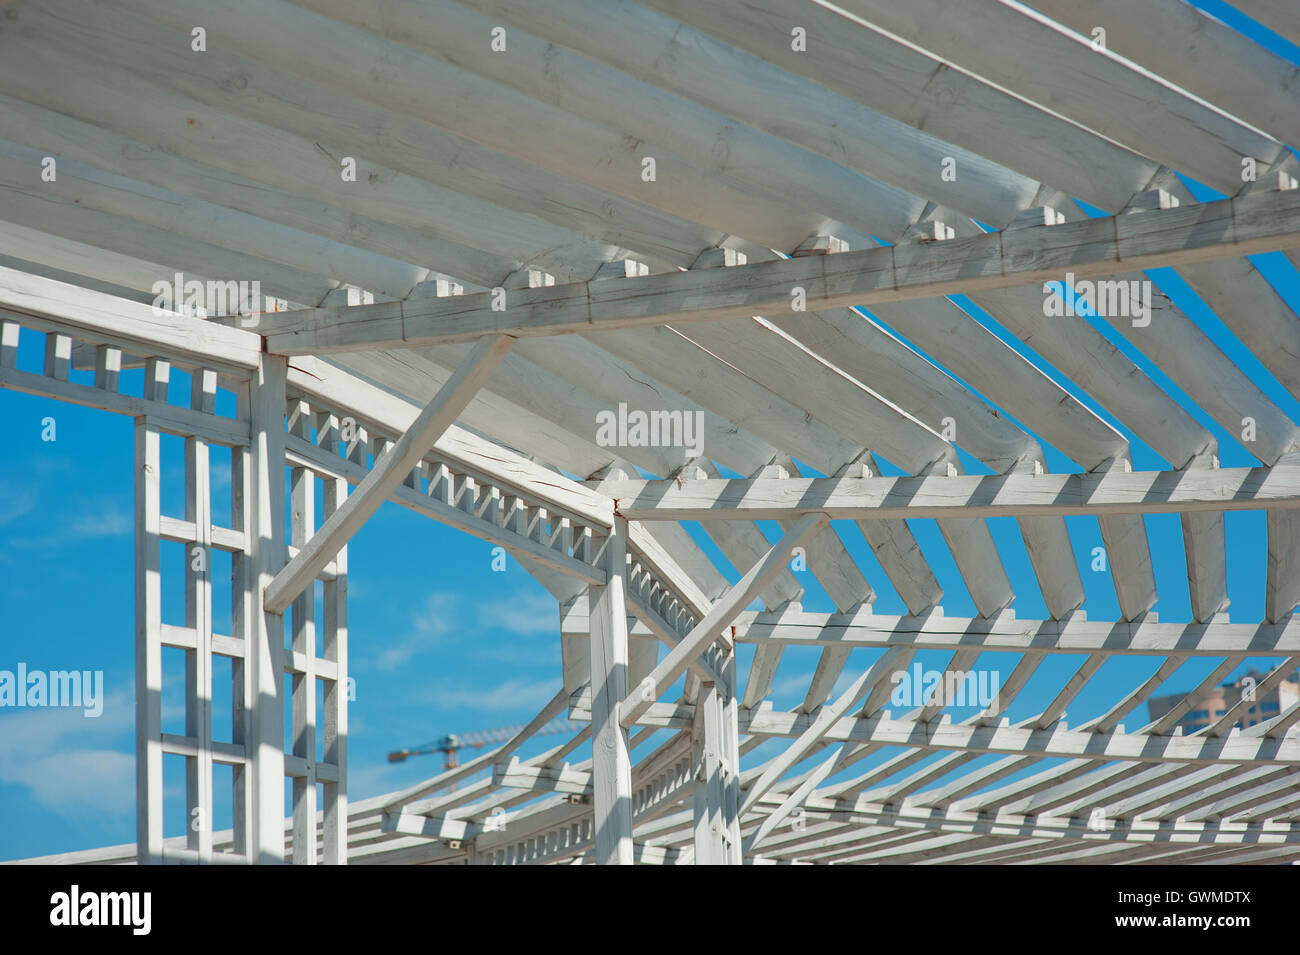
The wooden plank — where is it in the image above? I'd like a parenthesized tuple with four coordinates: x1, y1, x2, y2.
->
(1030, 0, 1300, 154)
(8, 1, 721, 272)
(676, 318, 952, 474)
(971, 282, 1212, 470)
(0, 265, 260, 374)
(933, 516, 1014, 619)
(599, 464, 1300, 521)
(1018, 515, 1085, 619)
(854, 501, 944, 616)
(0, 175, 330, 310)
(1267, 510, 1300, 623)
(1066, 225, 1300, 464)
(259, 190, 1300, 353)
(0, 140, 424, 303)
(1098, 514, 1157, 621)
(1168, 156, 1300, 405)
(81, 0, 882, 254)
(831, 0, 1281, 194)
(1183, 512, 1229, 622)
(871, 294, 1129, 472)
(619, 0, 1156, 214)
(770, 306, 1040, 473)
(1227, 0, 1300, 47)
(296, 0, 1032, 228)
(685, 465, 803, 614)
(265, 335, 515, 614)
(0, 93, 525, 290)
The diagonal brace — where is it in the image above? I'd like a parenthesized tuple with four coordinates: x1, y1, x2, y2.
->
(264, 334, 515, 615)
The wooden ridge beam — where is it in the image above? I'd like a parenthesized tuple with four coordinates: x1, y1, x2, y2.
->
(258, 189, 1300, 353)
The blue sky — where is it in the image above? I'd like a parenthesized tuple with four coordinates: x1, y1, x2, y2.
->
(1, 0, 1298, 861)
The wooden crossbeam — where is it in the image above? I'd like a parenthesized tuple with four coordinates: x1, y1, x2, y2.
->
(597, 464, 1300, 522)
(257, 189, 1300, 354)
(264, 334, 514, 614)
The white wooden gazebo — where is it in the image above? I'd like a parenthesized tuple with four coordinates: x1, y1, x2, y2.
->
(4, 0, 1300, 864)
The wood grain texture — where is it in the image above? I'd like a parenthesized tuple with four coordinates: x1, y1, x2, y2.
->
(261, 190, 1300, 353)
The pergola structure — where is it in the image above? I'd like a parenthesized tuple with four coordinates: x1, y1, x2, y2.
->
(4, 0, 1300, 865)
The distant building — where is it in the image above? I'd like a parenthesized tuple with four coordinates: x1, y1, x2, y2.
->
(1147, 669, 1300, 733)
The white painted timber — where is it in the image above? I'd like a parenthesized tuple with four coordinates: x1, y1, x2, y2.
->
(265, 335, 515, 614)
(258, 190, 1300, 353)
(588, 519, 634, 864)
(598, 466, 1300, 521)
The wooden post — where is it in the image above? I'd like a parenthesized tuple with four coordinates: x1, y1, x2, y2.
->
(321, 447, 349, 864)
(134, 417, 163, 863)
(589, 517, 633, 864)
(692, 649, 741, 865)
(246, 353, 287, 863)
(185, 369, 216, 862)
(289, 402, 317, 863)
(721, 649, 742, 860)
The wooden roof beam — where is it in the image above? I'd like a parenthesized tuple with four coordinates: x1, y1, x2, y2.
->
(258, 188, 1300, 354)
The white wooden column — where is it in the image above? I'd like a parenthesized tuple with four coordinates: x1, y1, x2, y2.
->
(588, 517, 633, 864)
(319, 412, 349, 864)
(692, 647, 741, 864)
(184, 369, 216, 862)
(244, 353, 288, 863)
(288, 402, 317, 862)
(134, 411, 163, 864)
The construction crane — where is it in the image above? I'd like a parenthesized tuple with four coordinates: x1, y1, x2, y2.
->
(387, 718, 582, 770)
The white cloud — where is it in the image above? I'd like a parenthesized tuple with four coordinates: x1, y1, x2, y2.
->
(0, 482, 36, 526)
(370, 592, 459, 670)
(420, 676, 559, 712)
(345, 760, 405, 801)
(0, 689, 134, 820)
(15, 750, 134, 817)
(769, 670, 813, 699)
(477, 590, 558, 638)
(5, 497, 131, 550)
